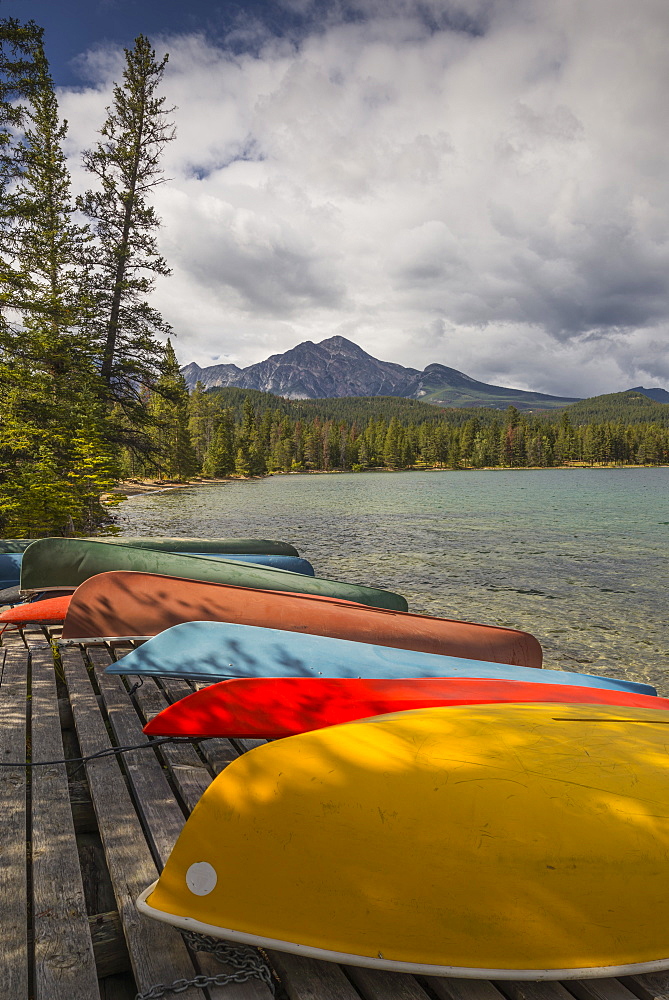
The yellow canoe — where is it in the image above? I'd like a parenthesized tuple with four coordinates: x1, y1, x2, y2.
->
(138, 703, 669, 979)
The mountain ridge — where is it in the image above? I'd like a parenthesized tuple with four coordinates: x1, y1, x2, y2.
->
(180, 335, 668, 410)
(181, 335, 579, 410)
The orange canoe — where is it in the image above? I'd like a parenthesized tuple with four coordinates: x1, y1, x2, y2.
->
(60, 570, 542, 667)
(0, 594, 73, 629)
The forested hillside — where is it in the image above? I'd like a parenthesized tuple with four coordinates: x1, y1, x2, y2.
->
(121, 383, 669, 481)
(554, 391, 669, 426)
(206, 388, 450, 426)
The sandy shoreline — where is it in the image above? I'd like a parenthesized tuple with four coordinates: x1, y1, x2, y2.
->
(103, 477, 234, 499)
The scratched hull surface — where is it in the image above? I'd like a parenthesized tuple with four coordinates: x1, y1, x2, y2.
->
(61, 570, 541, 667)
(143, 675, 669, 738)
(20, 538, 407, 611)
(138, 702, 669, 978)
(105, 620, 657, 696)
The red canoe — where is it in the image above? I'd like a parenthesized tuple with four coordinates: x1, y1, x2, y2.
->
(143, 676, 667, 739)
(0, 594, 73, 630)
(60, 570, 542, 667)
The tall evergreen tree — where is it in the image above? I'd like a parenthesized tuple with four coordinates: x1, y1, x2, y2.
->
(0, 23, 117, 536)
(383, 417, 401, 468)
(188, 381, 215, 466)
(0, 17, 43, 336)
(203, 408, 235, 477)
(78, 34, 175, 407)
(147, 340, 198, 479)
(13, 41, 94, 370)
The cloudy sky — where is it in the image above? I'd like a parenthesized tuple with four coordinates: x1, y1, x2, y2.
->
(4, 0, 669, 395)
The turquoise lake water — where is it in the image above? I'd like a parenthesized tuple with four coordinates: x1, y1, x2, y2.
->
(115, 467, 669, 694)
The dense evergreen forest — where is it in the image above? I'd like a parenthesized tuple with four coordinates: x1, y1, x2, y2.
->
(124, 382, 669, 483)
(0, 19, 667, 538)
(546, 391, 669, 427)
(208, 387, 669, 429)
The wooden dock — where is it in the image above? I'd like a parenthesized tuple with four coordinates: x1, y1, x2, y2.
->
(2, 627, 669, 1000)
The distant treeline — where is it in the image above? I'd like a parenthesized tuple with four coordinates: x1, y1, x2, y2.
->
(125, 382, 669, 480)
(192, 386, 669, 429)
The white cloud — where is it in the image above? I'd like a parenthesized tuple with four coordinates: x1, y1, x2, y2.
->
(57, 0, 669, 396)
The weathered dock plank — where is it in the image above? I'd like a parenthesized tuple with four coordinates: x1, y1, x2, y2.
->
(88, 910, 131, 979)
(346, 965, 433, 999)
(568, 979, 643, 1000)
(622, 976, 669, 1000)
(497, 981, 580, 1000)
(31, 646, 100, 999)
(87, 647, 276, 1000)
(109, 669, 213, 813)
(90, 666, 191, 864)
(500, 978, 642, 1000)
(60, 647, 205, 1000)
(0, 648, 28, 999)
(268, 951, 363, 1000)
(426, 980, 507, 1000)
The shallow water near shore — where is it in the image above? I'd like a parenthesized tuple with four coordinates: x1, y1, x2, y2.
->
(114, 467, 669, 694)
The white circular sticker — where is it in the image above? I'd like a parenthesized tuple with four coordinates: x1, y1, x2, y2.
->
(186, 861, 218, 896)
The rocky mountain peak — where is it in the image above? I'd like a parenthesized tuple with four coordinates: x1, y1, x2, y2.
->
(180, 336, 584, 409)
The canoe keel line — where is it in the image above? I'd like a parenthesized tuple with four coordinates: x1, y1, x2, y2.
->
(136, 890, 669, 981)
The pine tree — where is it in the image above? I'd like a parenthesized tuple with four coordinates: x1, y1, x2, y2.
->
(446, 428, 461, 468)
(459, 418, 479, 466)
(13, 40, 94, 372)
(234, 444, 251, 477)
(78, 35, 175, 407)
(0, 24, 117, 536)
(304, 421, 322, 469)
(0, 18, 44, 338)
(147, 341, 198, 479)
(203, 409, 235, 477)
(326, 421, 340, 469)
(383, 417, 401, 468)
(555, 410, 576, 464)
(188, 381, 215, 466)
(248, 428, 267, 476)
(292, 420, 305, 469)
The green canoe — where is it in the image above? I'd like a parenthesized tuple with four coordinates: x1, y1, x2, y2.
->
(20, 538, 408, 612)
(83, 537, 299, 556)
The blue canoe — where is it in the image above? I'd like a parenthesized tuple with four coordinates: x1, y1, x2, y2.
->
(0, 546, 314, 592)
(176, 553, 314, 575)
(105, 621, 656, 696)
(0, 553, 23, 590)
